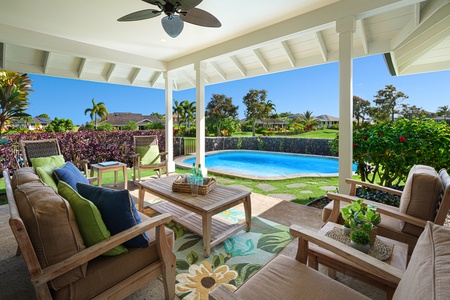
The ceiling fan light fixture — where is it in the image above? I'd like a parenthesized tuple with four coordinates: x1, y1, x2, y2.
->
(161, 15, 184, 38)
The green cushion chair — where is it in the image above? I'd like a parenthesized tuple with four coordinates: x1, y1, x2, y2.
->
(132, 135, 168, 182)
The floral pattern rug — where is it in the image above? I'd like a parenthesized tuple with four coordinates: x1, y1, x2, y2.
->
(144, 206, 292, 300)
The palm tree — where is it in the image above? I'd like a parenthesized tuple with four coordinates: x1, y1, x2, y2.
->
(300, 110, 318, 131)
(437, 105, 450, 120)
(84, 98, 108, 130)
(262, 100, 276, 128)
(172, 100, 184, 130)
(181, 100, 196, 130)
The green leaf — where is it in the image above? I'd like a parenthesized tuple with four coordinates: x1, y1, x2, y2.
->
(176, 259, 190, 270)
(257, 230, 292, 253)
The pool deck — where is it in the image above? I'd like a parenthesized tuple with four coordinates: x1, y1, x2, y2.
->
(174, 151, 341, 180)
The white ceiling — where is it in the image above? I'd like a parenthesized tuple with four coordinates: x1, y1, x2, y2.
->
(1, 0, 449, 91)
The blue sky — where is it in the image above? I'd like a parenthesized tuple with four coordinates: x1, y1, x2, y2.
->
(27, 54, 450, 126)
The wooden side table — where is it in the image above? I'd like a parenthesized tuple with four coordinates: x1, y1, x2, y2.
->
(90, 162, 128, 189)
(309, 222, 408, 299)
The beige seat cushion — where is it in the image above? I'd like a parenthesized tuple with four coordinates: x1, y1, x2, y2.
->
(14, 181, 87, 290)
(234, 255, 369, 300)
(52, 226, 174, 300)
(11, 167, 40, 190)
(399, 165, 442, 236)
(393, 222, 450, 299)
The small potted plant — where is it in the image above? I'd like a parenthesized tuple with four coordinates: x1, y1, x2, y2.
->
(340, 199, 364, 236)
(349, 229, 370, 253)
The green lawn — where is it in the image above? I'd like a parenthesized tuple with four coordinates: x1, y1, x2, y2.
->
(231, 129, 338, 139)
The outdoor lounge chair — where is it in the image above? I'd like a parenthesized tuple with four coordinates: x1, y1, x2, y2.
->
(209, 221, 450, 300)
(322, 164, 450, 255)
(19, 138, 96, 183)
(132, 135, 168, 181)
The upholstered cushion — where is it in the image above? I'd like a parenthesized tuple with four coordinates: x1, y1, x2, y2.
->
(14, 180, 87, 290)
(393, 222, 450, 299)
(58, 181, 128, 256)
(36, 164, 59, 192)
(136, 145, 161, 165)
(76, 183, 150, 248)
(10, 167, 39, 190)
(54, 162, 89, 192)
(399, 165, 442, 236)
(30, 154, 65, 168)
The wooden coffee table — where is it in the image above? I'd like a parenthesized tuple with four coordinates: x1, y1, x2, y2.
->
(138, 176, 252, 257)
(308, 222, 408, 299)
(90, 162, 128, 189)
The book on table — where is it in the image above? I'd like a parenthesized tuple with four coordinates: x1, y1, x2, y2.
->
(99, 161, 119, 167)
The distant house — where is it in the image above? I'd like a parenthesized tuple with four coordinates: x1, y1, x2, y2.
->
(99, 112, 163, 130)
(315, 115, 339, 128)
(11, 117, 52, 130)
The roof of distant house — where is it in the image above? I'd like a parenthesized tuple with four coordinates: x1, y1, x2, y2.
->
(100, 112, 162, 126)
(315, 115, 339, 122)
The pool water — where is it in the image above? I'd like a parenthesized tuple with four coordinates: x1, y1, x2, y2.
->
(183, 150, 356, 178)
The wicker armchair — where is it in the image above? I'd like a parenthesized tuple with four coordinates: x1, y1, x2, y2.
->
(133, 135, 168, 182)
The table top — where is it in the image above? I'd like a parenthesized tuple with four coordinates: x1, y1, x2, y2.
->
(91, 162, 126, 169)
(139, 176, 251, 213)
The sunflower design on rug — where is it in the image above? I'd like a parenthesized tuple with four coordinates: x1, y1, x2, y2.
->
(170, 211, 293, 300)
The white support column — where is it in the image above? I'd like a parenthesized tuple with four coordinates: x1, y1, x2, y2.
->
(337, 16, 355, 194)
(195, 61, 207, 176)
(164, 71, 175, 173)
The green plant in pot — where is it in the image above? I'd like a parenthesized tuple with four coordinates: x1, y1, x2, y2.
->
(349, 229, 370, 253)
(340, 199, 364, 236)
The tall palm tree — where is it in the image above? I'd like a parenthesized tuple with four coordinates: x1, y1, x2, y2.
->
(437, 105, 450, 120)
(181, 100, 196, 130)
(84, 98, 108, 130)
(172, 100, 184, 130)
(300, 110, 318, 131)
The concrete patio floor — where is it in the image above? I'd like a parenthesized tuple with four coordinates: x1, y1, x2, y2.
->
(0, 175, 386, 299)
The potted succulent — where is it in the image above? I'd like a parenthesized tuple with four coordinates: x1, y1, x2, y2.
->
(349, 229, 371, 253)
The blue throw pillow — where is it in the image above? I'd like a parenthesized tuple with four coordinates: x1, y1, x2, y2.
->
(76, 183, 150, 248)
(53, 162, 89, 192)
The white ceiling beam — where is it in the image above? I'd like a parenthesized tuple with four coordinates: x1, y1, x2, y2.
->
(106, 63, 116, 82)
(1, 43, 6, 70)
(130, 67, 141, 84)
(281, 41, 296, 68)
(210, 62, 226, 80)
(180, 70, 195, 87)
(356, 19, 369, 54)
(168, 0, 425, 70)
(395, 2, 450, 73)
(391, 3, 421, 48)
(78, 58, 87, 78)
(315, 31, 328, 62)
(230, 55, 246, 77)
(253, 49, 269, 73)
(42, 51, 53, 74)
(150, 71, 161, 87)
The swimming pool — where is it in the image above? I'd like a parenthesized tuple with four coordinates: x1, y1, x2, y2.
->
(177, 150, 357, 179)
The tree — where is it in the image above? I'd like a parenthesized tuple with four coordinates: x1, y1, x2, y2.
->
(399, 104, 427, 120)
(262, 99, 276, 128)
(45, 117, 74, 132)
(300, 110, 318, 131)
(150, 112, 165, 122)
(35, 113, 50, 119)
(242, 89, 268, 136)
(172, 100, 184, 129)
(437, 105, 450, 120)
(123, 120, 138, 130)
(353, 96, 371, 127)
(0, 71, 33, 136)
(181, 100, 196, 131)
(372, 85, 408, 122)
(205, 94, 239, 136)
(84, 98, 108, 130)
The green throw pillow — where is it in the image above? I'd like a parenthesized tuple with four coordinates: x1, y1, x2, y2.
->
(30, 155, 65, 168)
(57, 181, 128, 256)
(35, 164, 58, 192)
(136, 145, 161, 165)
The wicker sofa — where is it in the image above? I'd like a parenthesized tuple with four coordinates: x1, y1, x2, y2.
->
(5, 167, 176, 300)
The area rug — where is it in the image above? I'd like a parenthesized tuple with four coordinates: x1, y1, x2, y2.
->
(143, 205, 293, 300)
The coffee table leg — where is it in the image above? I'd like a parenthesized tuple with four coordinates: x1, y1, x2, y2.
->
(98, 170, 103, 187)
(244, 196, 252, 232)
(114, 171, 118, 187)
(202, 213, 212, 257)
(123, 165, 128, 190)
(138, 186, 145, 212)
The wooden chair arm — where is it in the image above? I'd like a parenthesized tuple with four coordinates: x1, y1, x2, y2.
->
(345, 178, 403, 197)
(31, 213, 173, 287)
(289, 225, 403, 285)
(326, 192, 427, 228)
(209, 285, 240, 300)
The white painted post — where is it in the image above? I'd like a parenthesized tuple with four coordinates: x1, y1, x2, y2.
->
(337, 16, 355, 194)
(195, 62, 207, 176)
(164, 71, 175, 173)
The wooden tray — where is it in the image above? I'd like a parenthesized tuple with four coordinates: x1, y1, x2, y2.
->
(172, 175, 216, 195)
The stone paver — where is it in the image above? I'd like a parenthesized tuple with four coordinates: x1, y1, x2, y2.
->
(307, 182, 318, 185)
(286, 183, 307, 188)
(300, 190, 313, 194)
(257, 183, 277, 191)
(268, 194, 297, 201)
(320, 186, 338, 191)
(227, 184, 252, 192)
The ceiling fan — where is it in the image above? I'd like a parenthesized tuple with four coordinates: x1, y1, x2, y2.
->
(117, 0, 221, 38)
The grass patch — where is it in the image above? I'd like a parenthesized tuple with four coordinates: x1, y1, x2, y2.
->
(231, 129, 338, 139)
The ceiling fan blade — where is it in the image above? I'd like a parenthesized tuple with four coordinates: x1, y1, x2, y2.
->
(176, 0, 203, 10)
(141, 0, 165, 5)
(161, 15, 184, 38)
(118, 9, 161, 21)
(180, 8, 221, 27)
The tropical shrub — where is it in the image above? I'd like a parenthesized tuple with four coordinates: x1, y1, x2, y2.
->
(331, 117, 450, 186)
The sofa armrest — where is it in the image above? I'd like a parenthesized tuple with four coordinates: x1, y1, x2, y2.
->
(289, 225, 403, 285)
(345, 178, 403, 197)
(209, 285, 241, 300)
(32, 213, 173, 287)
(326, 192, 428, 228)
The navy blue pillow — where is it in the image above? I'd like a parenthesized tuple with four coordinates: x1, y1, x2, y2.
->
(76, 183, 150, 248)
(53, 162, 89, 192)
